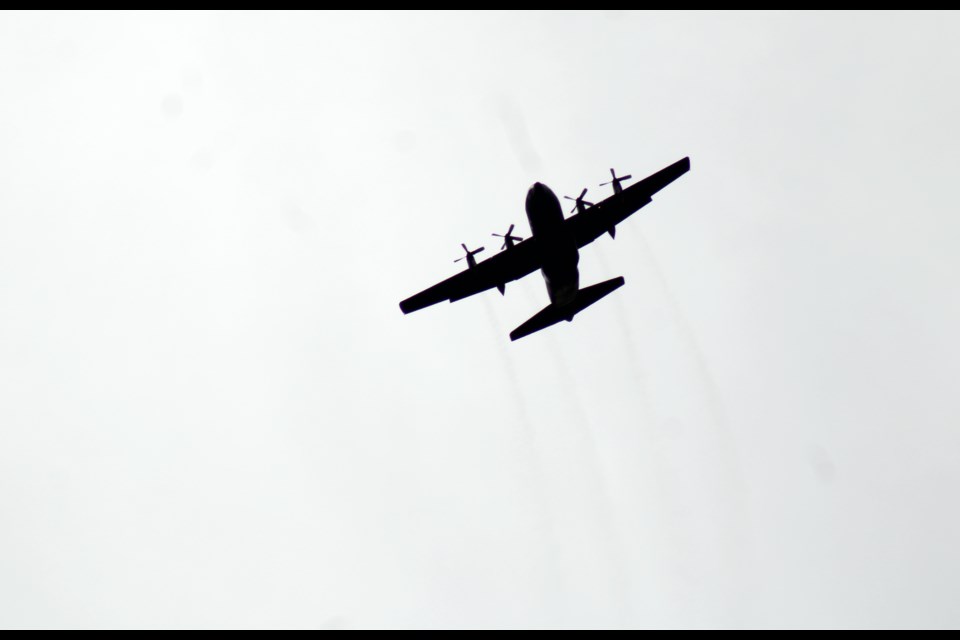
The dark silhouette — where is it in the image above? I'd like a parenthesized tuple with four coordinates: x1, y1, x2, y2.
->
(492, 224, 524, 251)
(453, 244, 485, 269)
(399, 157, 691, 340)
(600, 167, 633, 195)
(564, 188, 595, 215)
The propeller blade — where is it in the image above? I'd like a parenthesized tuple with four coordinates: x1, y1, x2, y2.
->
(457, 244, 483, 261)
(507, 223, 514, 235)
(601, 171, 630, 187)
(579, 188, 588, 199)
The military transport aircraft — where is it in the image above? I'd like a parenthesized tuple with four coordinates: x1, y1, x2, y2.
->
(399, 157, 690, 341)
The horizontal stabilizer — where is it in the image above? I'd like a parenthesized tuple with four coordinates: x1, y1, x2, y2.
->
(509, 277, 625, 341)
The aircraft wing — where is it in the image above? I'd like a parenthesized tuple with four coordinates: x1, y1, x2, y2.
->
(399, 237, 542, 314)
(565, 157, 690, 248)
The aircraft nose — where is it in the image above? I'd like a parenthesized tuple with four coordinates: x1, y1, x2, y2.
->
(526, 181, 552, 214)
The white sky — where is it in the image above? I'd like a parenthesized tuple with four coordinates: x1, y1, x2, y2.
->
(1, 10, 959, 629)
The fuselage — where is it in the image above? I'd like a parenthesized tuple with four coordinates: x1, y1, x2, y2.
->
(525, 182, 579, 306)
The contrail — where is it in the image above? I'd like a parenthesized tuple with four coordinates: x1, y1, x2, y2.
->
(481, 294, 568, 616)
(545, 332, 632, 625)
(592, 243, 651, 403)
(630, 230, 751, 618)
(592, 240, 681, 598)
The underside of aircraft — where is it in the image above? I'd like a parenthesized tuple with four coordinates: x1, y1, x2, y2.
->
(399, 157, 690, 341)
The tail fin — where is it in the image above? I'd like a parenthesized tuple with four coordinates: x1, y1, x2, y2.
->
(509, 277, 625, 341)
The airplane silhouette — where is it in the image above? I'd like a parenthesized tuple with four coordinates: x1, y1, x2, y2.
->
(399, 157, 690, 341)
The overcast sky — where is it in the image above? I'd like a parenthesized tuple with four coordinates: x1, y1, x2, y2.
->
(1, 11, 959, 629)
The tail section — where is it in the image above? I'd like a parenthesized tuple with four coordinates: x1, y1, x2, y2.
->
(509, 277, 625, 341)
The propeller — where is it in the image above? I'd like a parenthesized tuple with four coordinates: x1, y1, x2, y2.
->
(599, 168, 633, 194)
(491, 224, 524, 250)
(454, 243, 485, 269)
(563, 188, 594, 215)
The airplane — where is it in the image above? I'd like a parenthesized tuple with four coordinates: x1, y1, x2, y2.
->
(399, 157, 691, 341)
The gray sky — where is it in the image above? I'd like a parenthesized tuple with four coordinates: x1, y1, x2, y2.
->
(1, 10, 959, 629)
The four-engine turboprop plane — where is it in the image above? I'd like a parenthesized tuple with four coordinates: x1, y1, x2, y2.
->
(399, 157, 690, 341)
